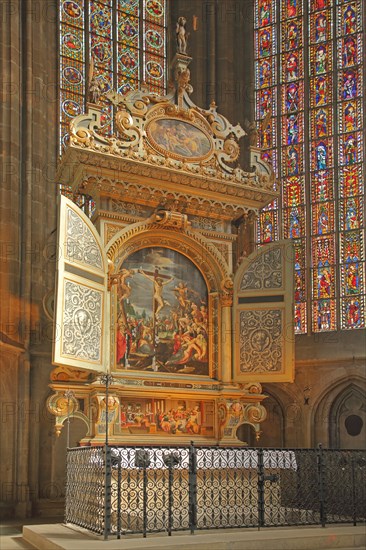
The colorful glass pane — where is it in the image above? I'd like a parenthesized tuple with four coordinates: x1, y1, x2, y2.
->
(337, 0, 364, 329)
(342, 296, 364, 329)
(61, 0, 84, 27)
(118, 0, 139, 16)
(118, 46, 139, 76)
(60, 1, 167, 148)
(256, 0, 364, 332)
(311, 170, 333, 202)
(257, 0, 273, 26)
(117, 12, 139, 46)
(90, 34, 113, 71)
(259, 205, 278, 243)
(61, 26, 84, 61)
(145, 0, 164, 19)
(90, 2, 112, 38)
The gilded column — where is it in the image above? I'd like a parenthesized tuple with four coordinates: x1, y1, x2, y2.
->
(220, 279, 234, 383)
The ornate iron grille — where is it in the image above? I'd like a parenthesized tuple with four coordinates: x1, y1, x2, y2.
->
(65, 445, 366, 538)
(65, 446, 105, 533)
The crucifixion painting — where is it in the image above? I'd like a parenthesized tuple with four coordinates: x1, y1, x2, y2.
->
(115, 247, 209, 376)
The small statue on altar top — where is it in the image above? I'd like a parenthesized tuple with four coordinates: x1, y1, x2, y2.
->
(244, 119, 259, 147)
(176, 17, 188, 55)
(89, 76, 102, 104)
(88, 57, 102, 104)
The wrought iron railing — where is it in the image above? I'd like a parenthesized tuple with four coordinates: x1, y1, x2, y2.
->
(65, 444, 366, 539)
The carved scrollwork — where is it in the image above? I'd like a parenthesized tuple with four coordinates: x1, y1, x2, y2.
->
(66, 207, 103, 269)
(240, 247, 283, 291)
(50, 366, 92, 382)
(241, 382, 263, 395)
(220, 277, 234, 306)
(115, 109, 142, 146)
(154, 209, 190, 229)
(243, 403, 267, 424)
(216, 134, 240, 173)
(47, 392, 79, 417)
(62, 281, 103, 362)
(239, 309, 283, 373)
(217, 400, 228, 426)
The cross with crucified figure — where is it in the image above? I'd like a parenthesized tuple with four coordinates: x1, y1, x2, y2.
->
(138, 267, 174, 317)
(138, 267, 174, 371)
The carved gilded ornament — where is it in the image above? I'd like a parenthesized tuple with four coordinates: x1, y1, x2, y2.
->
(241, 382, 263, 395)
(217, 399, 267, 442)
(106, 217, 231, 292)
(67, 56, 275, 198)
(81, 175, 260, 221)
(46, 391, 87, 437)
(220, 277, 234, 307)
(47, 392, 79, 417)
(50, 365, 92, 382)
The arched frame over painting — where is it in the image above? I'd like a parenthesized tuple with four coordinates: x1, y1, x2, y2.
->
(106, 218, 232, 381)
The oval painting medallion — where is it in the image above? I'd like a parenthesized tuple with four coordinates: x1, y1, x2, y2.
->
(147, 118, 213, 161)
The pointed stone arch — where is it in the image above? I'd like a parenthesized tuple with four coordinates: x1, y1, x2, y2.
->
(313, 378, 366, 448)
(255, 389, 286, 447)
(329, 383, 366, 449)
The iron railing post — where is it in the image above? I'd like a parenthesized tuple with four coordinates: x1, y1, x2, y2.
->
(117, 454, 122, 538)
(189, 441, 197, 535)
(317, 444, 326, 527)
(104, 444, 112, 539)
(168, 460, 173, 536)
(143, 457, 148, 538)
(351, 455, 356, 526)
(257, 448, 265, 528)
(100, 373, 114, 540)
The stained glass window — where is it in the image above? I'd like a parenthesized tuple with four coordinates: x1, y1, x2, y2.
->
(59, 0, 167, 149)
(255, 0, 364, 332)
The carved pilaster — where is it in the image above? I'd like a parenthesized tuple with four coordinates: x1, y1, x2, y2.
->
(92, 394, 120, 439)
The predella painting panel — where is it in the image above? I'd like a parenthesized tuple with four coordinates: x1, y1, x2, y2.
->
(115, 247, 209, 376)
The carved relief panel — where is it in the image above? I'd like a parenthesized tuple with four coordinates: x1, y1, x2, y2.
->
(233, 241, 295, 383)
(53, 196, 109, 373)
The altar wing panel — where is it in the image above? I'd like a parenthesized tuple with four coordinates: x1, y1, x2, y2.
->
(53, 195, 109, 373)
(233, 241, 295, 383)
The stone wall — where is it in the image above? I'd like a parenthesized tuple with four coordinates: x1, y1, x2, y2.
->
(0, 0, 58, 518)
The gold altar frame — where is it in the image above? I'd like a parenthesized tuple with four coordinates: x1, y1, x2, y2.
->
(106, 221, 231, 381)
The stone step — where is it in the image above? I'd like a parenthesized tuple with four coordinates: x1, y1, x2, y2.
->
(23, 523, 366, 550)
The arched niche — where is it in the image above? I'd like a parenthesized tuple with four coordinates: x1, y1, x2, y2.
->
(236, 423, 256, 446)
(256, 391, 285, 447)
(313, 379, 366, 449)
(329, 384, 366, 449)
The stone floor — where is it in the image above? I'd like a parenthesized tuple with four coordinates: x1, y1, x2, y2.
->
(0, 518, 364, 550)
